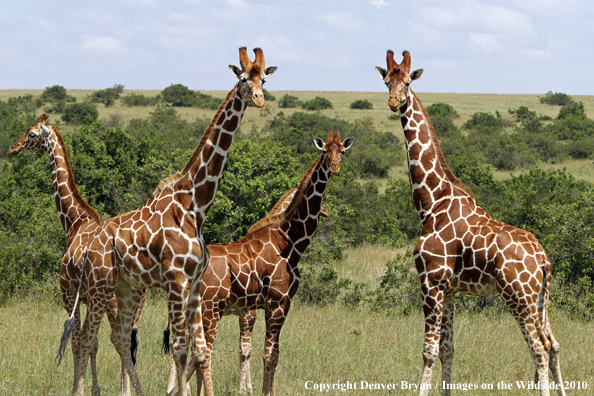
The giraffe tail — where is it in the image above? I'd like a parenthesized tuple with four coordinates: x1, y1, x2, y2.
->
(130, 327, 138, 366)
(56, 288, 81, 366)
(161, 316, 171, 355)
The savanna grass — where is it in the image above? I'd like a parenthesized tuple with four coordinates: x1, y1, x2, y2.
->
(1, 293, 592, 395)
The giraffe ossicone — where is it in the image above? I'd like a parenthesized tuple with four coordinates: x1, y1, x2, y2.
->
(376, 50, 565, 396)
(64, 47, 277, 396)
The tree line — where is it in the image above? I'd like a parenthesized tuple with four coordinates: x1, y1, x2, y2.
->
(0, 86, 592, 320)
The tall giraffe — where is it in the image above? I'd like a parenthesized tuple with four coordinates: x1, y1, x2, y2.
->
(8, 114, 144, 396)
(165, 132, 353, 396)
(375, 50, 565, 396)
(66, 47, 276, 396)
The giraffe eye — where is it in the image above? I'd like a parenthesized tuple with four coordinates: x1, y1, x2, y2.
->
(240, 77, 247, 83)
(29, 133, 37, 138)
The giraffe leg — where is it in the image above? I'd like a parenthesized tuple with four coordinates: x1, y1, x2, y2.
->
(418, 284, 444, 396)
(105, 294, 133, 396)
(500, 285, 551, 396)
(197, 305, 220, 396)
(90, 338, 102, 396)
(239, 310, 258, 395)
(262, 304, 288, 396)
(112, 283, 145, 396)
(439, 292, 455, 396)
(545, 323, 566, 396)
(184, 278, 208, 383)
(165, 285, 191, 396)
(72, 297, 110, 396)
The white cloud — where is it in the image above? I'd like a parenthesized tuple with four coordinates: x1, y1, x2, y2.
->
(318, 10, 362, 31)
(522, 49, 551, 60)
(370, 0, 389, 10)
(79, 35, 125, 53)
(469, 34, 506, 54)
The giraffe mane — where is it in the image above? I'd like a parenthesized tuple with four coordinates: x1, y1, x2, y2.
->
(52, 126, 102, 224)
(152, 84, 239, 197)
(244, 154, 323, 236)
(415, 92, 475, 199)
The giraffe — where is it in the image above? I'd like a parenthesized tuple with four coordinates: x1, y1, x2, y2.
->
(8, 114, 145, 396)
(172, 131, 353, 396)
(66, 47, 277, 396)
(375, 50, 565, 396)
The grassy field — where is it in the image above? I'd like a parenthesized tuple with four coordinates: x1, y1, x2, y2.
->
(1, 289, 593, 395)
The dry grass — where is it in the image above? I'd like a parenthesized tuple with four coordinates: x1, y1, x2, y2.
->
(1, 291, 592, 395)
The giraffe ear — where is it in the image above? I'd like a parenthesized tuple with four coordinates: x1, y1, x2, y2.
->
(40, 124, 50, 137)
(313, 137, 326, 151)
(264, 66, 277, 78)
(410, 68, 424, 82)
(320, 206, 329, 218)
(229, 65, 243, 78)
(375, 66, 387, 81)
(341, 137, 355, 151)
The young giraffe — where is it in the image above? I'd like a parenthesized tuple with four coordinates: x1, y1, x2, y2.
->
(68, 47, 277, 396)
(8, 114, 144, 396)
(167, 132, 354, 396)
(375, 50, 565, 396)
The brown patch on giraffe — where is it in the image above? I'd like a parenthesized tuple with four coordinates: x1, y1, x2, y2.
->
(223, 115, 239, 132)
(196, 180, 217, 202)
(219, 131, 234, 151)
(305, 217, 318, 235)
(207, 152, 226, 176)
(425, 172, 442, 191)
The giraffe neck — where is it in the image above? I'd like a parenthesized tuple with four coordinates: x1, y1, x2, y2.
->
(400, 90, 458, 222)
(174, 83, 248, 217)
(283, 154, 331, 263)
(45, 131, 100, 241)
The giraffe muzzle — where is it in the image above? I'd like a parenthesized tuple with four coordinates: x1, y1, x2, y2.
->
(251, 90, 265, 108)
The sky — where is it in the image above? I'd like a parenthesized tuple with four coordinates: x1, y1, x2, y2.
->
(0, 0, 593, 94)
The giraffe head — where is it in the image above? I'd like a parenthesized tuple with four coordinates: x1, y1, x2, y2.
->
(8, 114, 54, 156)
(313, 131, 355, 173)
(229, 47, 277, 108)
(375, 50, 424, 112)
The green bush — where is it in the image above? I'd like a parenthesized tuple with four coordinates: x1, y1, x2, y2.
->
(296, 265, 346, 305)
(160, 84, 223, 109)
(61, 103, 99, 125)
(121, 93, 160, 107)
(539, 91, 575, 106)
(40, 85, 76, 103)
(263, 89, 275, 101)
(87, 86, 121, 107)
(161, 84, 198, 107)
(350, 99, 373, 110)
(278, 94, 302, 108)
(426, 102, 459, 137)
(302, 96, 333, 111)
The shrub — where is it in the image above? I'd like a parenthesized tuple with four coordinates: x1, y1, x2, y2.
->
(121, 93, 160, 107)
(302, 96, 333, 111)
(161, 84, 199, 107)
(40, 85, 76, 103)
(388, 113, 399, 121)
(350, 99, 373, 110)
(426, 102, 459, 137)
(278, 94, 302, 108)
(263, 89, 276, 101)
(557, 102, 586, 120)
(296, 265, 346, 305)
(61, 103, 99, 125)
(539, 91, 575, 106)
(87, 86, 121, 107)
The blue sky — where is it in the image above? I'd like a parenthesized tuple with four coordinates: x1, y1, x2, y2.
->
(0, 0, 592, 94)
